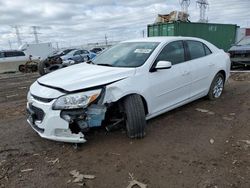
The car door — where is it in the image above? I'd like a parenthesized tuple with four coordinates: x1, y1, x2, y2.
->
(1, 51, 16, 72)
(185, 40, 213, 97)
(148, 41, 192, 114)
(0, 52, 8, 73)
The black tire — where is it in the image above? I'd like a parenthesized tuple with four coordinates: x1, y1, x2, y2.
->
(123, 95, 146, 139)
(207, 73, 225, 100)
(38, 60, 46, 76)
(18, 65, 25, 72)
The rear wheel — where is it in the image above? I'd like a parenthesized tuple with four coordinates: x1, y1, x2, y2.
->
(207, 73, 225, 100)
(18, 65, 25, 72)
(123, 95, 146, 139)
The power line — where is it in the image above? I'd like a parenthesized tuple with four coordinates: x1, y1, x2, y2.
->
(8, 40, 12, 50)
(179, 0, 191, 13)
(32, 26, 39, 44)
(14, 26, 22, 47)
(105, 34, 108, 46)
(196, 0, 209, 23)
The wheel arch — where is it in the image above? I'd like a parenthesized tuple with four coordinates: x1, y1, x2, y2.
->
(217, 70, 226, 80)
(117, 93, 149, 115)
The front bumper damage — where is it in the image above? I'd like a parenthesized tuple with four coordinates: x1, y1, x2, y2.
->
(26, 95, 107, 143)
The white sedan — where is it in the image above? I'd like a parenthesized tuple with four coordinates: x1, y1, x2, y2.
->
(27, 37, 231, 143)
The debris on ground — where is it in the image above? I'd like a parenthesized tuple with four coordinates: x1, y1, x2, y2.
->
(110, 152, 121, 156)
(0, 160, 6, 166)
(223, 116, 234, 121)
(195, 108, 215, 115)
(239, 140, 250, 145)
(6, 94, 19, 98)
(20, 168, 33, 173)
(66, 179, 71, 184)
(69, 170, 96, 183)
(46, 158, 59, 164)
(232, 160, 238, 165)
(240, 140, 250, 144)
(127, 173, 147, 188)
(196, 108, 209, 113)
(207, 111, 215, 115)
(127, 180, 147, 188)
(210, 139, 215, 144)
(70, 170, 84, 183)
(82, 174, 96, 179)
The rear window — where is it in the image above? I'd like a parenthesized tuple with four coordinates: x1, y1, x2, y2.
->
(203, 44, 212, 55)
(5, 51, 25, 57)
(186, 41, 206, 60)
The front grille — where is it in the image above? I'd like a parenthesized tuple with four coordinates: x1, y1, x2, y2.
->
(230, 51, 250, 58)
(29, 104, 45, 121)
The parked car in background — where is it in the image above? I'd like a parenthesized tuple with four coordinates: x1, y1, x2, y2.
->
(38, 49, 96, 76)
(38, 48, 76, 75)
(27, 37, 230, 144)
(0, 50, 39, 74)
(90, 47, 105, 54)
(60, 49, 96, 61)
(228, 36, 250, 68)
(62, 54, 92, 67)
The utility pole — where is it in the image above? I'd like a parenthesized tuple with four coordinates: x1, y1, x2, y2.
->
(142, 30, 145, 38)
(105, 34, 108, 46)
(14, 26, 22, 47)
(196, 0, 209, 23)
(32, 26, 39, 44)
(8, 40, 12, 50)
(179, 0, 191, 13)
(56, 42, 59, 50)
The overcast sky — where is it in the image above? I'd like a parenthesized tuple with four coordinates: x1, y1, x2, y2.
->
(0, 0, 249, 49)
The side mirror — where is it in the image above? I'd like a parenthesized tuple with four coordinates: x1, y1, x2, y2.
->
(155, 61, 172, 70)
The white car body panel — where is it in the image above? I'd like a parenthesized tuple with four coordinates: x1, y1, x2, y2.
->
(0, 52, 40, 74)
(19, 43, 54, 60)
(37, 63, 136, 91)
(0, 55, 28, 73)
(27, 37, 231, 143)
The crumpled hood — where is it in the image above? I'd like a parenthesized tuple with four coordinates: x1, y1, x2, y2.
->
(229, 45, 250, 52)
(38, 63, 135, 92)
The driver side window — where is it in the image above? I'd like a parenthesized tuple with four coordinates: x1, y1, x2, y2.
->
(156, 41, 185, 65)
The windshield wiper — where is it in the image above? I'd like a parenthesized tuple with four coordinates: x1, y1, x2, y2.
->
(96, 63, 113, 67)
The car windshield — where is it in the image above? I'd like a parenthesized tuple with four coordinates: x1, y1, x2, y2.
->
(92, 42, 159, 67)
(237, 37, 250, 45)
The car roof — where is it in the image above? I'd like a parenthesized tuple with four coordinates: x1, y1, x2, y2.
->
(123, 36, 206, 43)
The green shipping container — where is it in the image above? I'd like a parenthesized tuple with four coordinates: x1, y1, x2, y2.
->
(147, 22, 237, 51)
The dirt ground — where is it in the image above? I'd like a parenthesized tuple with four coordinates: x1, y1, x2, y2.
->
(0, 72, 249, 188)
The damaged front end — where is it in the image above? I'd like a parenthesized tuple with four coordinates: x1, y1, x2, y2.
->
(61, 104, 107, 134)
(27, 84, 111, 143)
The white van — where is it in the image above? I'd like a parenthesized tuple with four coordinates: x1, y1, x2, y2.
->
(19, 43, 54, 60)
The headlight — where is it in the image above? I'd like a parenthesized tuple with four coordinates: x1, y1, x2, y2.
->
(52, 89, 102, 110)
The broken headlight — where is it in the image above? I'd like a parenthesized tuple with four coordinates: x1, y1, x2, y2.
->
(52, 89, 102, 110)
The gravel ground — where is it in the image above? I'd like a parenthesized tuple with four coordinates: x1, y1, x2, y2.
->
(0, 72, 249, 188)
